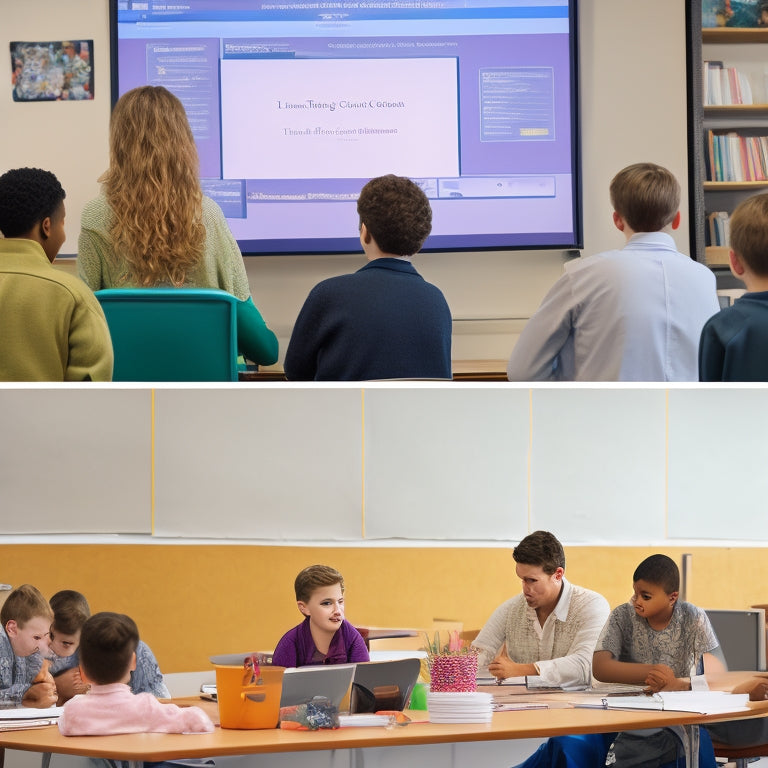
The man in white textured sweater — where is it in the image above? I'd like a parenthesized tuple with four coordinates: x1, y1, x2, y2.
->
(472, 531, 609, 689)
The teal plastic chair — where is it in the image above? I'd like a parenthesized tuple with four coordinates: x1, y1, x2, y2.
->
(95, 288, 239, 382)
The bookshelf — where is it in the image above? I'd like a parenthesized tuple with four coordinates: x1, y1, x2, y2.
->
(695, 20, 768, 269)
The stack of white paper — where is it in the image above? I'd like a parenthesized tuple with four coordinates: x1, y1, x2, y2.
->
(337, 714, 394, 728)
(0, 706, 63, 731)
(428, 691, 493, 723)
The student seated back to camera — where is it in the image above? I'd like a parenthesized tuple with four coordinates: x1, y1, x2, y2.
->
(507, 163, 719, 381)
(57, 612, 213, 736)
(284, 174, 452, 381)
(699, 193, 768, 381)
(0, 167, 112, 381)
(48, 589, 170, 703)
(76, 85, 277, 367)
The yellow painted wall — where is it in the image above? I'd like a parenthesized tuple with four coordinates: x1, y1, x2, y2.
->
(1, 544, 765, 673)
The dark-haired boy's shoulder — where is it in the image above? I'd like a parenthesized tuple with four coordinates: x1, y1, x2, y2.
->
(673, 600, 709, 626)
(306, 271, 360, 300)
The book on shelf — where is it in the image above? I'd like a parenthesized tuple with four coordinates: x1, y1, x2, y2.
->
(706, 211, 731, 247)
(704, 61, 753, 106)
(705, 130, 768, 181)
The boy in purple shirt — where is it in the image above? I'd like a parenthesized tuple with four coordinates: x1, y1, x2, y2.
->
(272, 565, 369, 667)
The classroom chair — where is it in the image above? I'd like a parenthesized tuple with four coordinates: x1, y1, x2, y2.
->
(95, 288, 239, 382)
(711, 741, 767, 768)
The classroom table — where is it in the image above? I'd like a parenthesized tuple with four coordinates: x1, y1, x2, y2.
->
(237, 360, 509, 381)
(355, 627, 419, 650)
(2, 695, 768, 768)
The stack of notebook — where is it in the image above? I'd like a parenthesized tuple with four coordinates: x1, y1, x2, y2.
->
(0, 706, 63, 731)
(427, 691, 493, 723)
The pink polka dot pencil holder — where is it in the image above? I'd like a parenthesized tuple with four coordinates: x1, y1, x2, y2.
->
(429, 653, 478, 692)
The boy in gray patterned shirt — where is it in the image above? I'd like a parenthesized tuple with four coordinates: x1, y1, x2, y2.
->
(512, 555, 727, 768)
(594, 554, 725, 766)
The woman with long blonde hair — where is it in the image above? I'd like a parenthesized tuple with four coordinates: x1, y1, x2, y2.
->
(77, 85, 277, 366)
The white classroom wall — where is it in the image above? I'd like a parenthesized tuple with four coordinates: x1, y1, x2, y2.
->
(1, 0, 690, 362)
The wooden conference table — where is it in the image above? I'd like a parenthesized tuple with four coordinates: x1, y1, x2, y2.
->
(2, 692, 768, 768)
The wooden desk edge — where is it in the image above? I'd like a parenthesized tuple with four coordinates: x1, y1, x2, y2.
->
(238, 361, 508, 382)
(2, 701, 767, 761)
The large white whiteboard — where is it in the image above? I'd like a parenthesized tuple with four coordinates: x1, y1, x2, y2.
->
(152, 388, 363, 539)
(0, 389, 151, 533)
(1, 386, 768, 543)
(668, 389, 768, 541)
(363, 388, 529, 540)
(530, 389, 667, 543)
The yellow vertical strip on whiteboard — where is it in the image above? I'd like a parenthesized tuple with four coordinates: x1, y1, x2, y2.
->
(664, 389, 669, 539)
(527, 388, 533, 532)
(361, 389, 366, 538)
(151, 388, 156, 534)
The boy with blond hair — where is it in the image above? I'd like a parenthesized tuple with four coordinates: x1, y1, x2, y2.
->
(699, 192, 768, 380)
(0, 584, 57, 707)
(507, 163, 719, 381)
(272, 565, 369, 667)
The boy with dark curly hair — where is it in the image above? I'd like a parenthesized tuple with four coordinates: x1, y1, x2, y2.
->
(0, 167, 112, 381)
(284, 174, 452, 380)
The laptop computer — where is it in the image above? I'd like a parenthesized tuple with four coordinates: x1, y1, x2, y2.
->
(279, 664, 356, 709)
(349, 657, 421, 713)
(208, 653, 355, 710)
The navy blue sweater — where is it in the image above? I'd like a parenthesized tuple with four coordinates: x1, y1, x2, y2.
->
(284, 258, 452, 381)
(699, 291, 768, 381)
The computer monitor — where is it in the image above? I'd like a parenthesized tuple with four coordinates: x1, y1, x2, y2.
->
(704, 608, 767, 672)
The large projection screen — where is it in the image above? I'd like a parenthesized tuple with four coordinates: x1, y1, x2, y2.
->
(112, 0, 581, 255)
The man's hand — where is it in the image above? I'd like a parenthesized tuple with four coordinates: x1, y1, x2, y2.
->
(643, 664, 679, 693)
(22, 659, 58, 708)
(488, 645, 523, 682)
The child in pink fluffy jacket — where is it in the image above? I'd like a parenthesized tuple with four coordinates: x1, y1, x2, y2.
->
(58, 612, 213, 736)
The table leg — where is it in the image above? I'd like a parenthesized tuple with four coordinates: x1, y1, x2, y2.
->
(670, 724, 700, 766)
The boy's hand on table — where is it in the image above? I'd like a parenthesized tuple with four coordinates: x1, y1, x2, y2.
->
(54, 667, 90, 705)
(22, 659, 58, 708)
(643, 664, 677, 692)
(732, 676, 768, 701)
